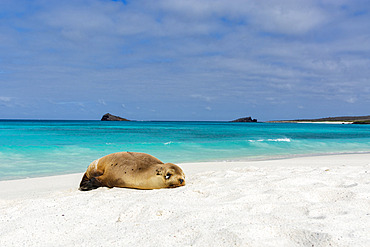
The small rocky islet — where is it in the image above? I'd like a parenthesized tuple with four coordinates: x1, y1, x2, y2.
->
(101, 113, 130, 121)
(230, 117, 258, 122)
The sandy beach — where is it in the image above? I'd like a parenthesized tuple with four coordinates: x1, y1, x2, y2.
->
(0, 153, 369, 247)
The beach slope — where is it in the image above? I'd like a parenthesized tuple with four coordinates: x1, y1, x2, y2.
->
(0, 154, 369, 246)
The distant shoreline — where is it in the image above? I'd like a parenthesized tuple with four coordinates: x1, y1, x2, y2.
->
(268, 121, 353, 124)
(267, 115, 370, 124)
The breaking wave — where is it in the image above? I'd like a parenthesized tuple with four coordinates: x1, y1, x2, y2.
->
(249, 138, 291, 142)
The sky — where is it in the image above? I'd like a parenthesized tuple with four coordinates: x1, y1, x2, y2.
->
(1, 0, 370, 121)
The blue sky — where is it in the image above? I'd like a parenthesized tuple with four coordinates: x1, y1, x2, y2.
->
(1, 0, 369, 121)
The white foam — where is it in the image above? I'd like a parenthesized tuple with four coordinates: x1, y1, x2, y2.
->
(267, 138, 291, 142)
(249, 138, 291, 142)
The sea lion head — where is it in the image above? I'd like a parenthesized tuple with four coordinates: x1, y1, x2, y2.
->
(157, 163, 185, 188)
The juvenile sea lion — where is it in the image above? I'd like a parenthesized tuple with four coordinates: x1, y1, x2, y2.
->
(79, 152, 185, 191)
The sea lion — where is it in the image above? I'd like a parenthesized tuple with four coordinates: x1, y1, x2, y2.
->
(79, 152, 185, 191)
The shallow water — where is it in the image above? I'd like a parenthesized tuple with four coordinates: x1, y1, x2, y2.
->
(1, 120, 370, 180)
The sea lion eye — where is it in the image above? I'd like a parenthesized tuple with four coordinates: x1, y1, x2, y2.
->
(165, 173, 172, 179)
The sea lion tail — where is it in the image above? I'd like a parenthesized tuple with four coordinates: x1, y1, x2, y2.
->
(79, 172, 102, 191)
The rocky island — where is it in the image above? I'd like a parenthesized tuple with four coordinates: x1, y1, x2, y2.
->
(101, 113, 130, 121)
(231, 117, 257, 122)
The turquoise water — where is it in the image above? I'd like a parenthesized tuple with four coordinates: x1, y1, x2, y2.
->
(1, 120, 370, 180)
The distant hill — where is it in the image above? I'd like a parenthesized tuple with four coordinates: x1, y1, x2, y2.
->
(268, 115, 370, 124)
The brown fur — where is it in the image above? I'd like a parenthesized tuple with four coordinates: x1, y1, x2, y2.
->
(79, 152, 185, 191)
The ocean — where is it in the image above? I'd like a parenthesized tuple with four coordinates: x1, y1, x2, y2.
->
(1, 120, 370, 181)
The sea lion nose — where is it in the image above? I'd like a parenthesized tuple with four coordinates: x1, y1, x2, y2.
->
(179, 179, 184, 184)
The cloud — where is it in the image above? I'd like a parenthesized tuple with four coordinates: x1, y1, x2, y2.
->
(49, 101, 85, 107)
(0, 96, 21, 108)
(246, 0, 327, 34)
(0, 96, 12, 102)
(0, 96, 28, 110)
(155, 0, 328, 35)
(190, 94, 213, 102)
(0, 97, 12, 108)
(0, 0, 369, 120)
(345, 97, 357, 104)
(98, 99, 107, 106)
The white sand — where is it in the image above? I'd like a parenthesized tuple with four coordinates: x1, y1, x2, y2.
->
(0, 154, 369, 247)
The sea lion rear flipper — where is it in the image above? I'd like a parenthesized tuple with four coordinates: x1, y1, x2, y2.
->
(79, 172, 103, 191)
